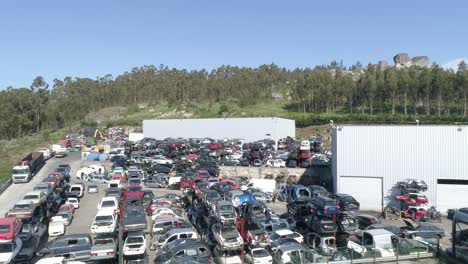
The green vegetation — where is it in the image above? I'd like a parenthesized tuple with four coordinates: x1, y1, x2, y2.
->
(0, 128, 68, 184)
(2, 62, 468, 140)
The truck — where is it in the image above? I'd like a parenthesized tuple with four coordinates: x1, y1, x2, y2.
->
(11, 152, 44, 183)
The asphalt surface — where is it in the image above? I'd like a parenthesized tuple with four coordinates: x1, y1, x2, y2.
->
(0, 152, 449, 263)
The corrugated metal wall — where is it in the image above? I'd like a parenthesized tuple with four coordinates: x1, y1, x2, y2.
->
(333, 125, 468, 211)
(143, 118, 295, 142)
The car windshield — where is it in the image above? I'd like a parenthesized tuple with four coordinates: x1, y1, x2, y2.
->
(56, 168, 65, 172)
(219, 205, 233, 213)
(56, 213, 68, 219)
(12, 169, 28, 174)
(14, 203, 31, 210)
(221, 225, 237, 233)
(126, 210, 144, 218)
(0, 225, 10, 233)
(70, 187, 81, 192)
(23, 195, 38, 200)
(126, 237, 143, 244)
(94, 238, 114, 246)
(95, 215, 113, 222)
(207, 192, 220, 199)
(101, 201, 115, 207)
(0, 243, 12, 253)
(253, 249, 270, 258)
(34, 186, 47, 192)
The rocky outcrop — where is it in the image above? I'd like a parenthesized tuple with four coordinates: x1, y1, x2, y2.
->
(410, 56, 430, 67)
(393, 53, 430, 68)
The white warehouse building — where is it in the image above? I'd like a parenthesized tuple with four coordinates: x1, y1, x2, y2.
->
(332, 125, 468, 213)
(143, 117, 295, 143)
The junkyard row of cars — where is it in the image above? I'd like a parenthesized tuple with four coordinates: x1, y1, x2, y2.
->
(0, 135, 445, 264)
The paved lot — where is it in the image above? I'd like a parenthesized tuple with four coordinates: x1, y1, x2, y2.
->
(0, 152, 451, 263)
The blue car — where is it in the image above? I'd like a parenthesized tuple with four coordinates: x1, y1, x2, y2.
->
(308, 196, 340, 215)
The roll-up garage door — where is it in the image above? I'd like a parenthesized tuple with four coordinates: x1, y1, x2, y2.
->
(339, 176, 383, 212)
(437, 179, 468, 214)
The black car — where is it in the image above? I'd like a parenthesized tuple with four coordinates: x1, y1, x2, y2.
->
(211, 182, 232, 197)
(308, 196, 340, 215)
(306, 215, 338, 234)
(152, 165, 172, 174)
(240, 159, 250, 167)
(307, 185, 330, 197)
(287, 160, 297, 168)
(332, 194, 360, 211)
(122, 205, 147, 231)
(336, 212, 358, 233)
(105, 187, 122, 199)
(54, 165, 71, 182)
(401, 220, 445, 238)
(398, 179, 428, 192)
(37, 234, 92, 259)
(366, 223, 402, 236)
(355, 214, 382, 230)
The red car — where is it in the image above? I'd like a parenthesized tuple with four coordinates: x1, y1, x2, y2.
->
(190, 176, 205, 191)
(219, 178, 239, 190)
(0, 218, 22, 241)
(196, 170, 210, 179)
(125, 184, 143, 199)
(209, 143, 222, 150)
(58, 204, 75, 215)
(395, 193, 428, 205)
(146, 201, 172, 215)
(401, 206, 428, 221)
(111, 174, 127, 183)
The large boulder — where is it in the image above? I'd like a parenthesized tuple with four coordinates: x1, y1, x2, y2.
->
(410, 56, 430, 67)
(393, 53, 411, 66)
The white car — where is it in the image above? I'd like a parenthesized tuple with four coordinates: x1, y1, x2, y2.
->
(91, 210, 118, 234)
(0, 237, 22, 263)
(66, 197, 80, 209)
(98, 197, 119, 212)
(76, 167, 94, 180)
(270, 229, 303, 244)
(69, 184, 84, 198)
(151, 209, 183, 221)
(123, 231, 146, 256)
(151, 155, 173, 165)
(89, 165, 106, 174)
(265, 159, 286, 168)
(48, 216, 66, 236)
(35, 256, 86, 264)
(245, 247, 273, 264)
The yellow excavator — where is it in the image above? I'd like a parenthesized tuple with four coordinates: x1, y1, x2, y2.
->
(93, 129, 107, 141)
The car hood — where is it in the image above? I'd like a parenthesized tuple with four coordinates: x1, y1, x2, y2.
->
(124, 216, 146, 226)
(403, 219, 415, 229)
(0, 253, 13, 262)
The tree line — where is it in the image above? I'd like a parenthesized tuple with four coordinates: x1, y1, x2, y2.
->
(1, 62, 467, 139)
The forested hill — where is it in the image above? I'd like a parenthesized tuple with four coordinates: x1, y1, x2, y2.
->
(2, 61, 468, 140)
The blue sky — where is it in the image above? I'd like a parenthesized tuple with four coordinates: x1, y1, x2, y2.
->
(0, 0, 466, 88)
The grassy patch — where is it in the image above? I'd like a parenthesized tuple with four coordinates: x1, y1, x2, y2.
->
(0, 128, 69, 185)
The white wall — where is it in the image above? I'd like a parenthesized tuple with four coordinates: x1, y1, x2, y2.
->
(143, 118, 295, 143)
(333, 125, 468, 211)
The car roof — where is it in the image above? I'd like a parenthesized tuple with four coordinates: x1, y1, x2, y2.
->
(16, 200, 34, 205)
(274, 229, 294, 236)
(34, 183, 50, 188)
(168, 228, 195, 235)
(25, 191, 44, 195)
(171, 239, 205, 252)
(217, 200, 232, 206)
(364, 229, 395, 236)
(277, 243, 305, 252)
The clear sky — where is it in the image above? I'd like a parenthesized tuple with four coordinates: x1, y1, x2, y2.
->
(0, 0, 466, 88)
